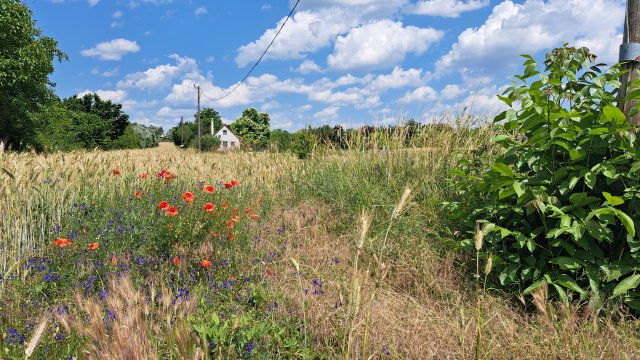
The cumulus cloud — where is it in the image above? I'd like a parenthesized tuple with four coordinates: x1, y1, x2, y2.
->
(236, 7, 359, 67)
(117, 55, 198, 90)
(327, 20, 443, 70)
(313, 106, 340, 119)
(81, 39, 140, 61)
(77, 89, 128, 103)
(294, 59, 322, 74)
(88, 0, 100, 6)
(194, 6, 207, 16)
(406, 0, 489, 17)
(435, 0, 624, 77)
(401, 86, 437, 103)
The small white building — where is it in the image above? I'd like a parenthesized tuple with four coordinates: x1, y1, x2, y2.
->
(213, 125, 241, 151)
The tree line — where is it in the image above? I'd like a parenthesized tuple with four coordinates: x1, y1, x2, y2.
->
(0, 0, 161, 152)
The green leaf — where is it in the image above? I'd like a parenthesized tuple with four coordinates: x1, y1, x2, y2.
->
(584, 171, 596, 189)
(613, 208, 635, 237)
(603, 192, 624, 206)
(513, 181, 525, 198)
(612, 274, 640, 297)
(602, 105, 626, 125)
(549, 257, 582, 270)
(555, 274, 586, 295)
(492, 162, 514, 177)
(523, 279, 546, 295)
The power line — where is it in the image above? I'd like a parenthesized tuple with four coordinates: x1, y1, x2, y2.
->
(201, 0, 301, 102)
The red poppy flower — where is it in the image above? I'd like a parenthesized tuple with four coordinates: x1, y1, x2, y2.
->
(134, 191, 143, 199)
(139, 172, 148, 179)
(173, 256, 180, 265)
(201, 259, 212, 268)
(244, 209, 251, 214)
(250, 214, 259, 220)
(204, 185, 215, 193)
(111, 255, 118, 266)
(164, 172, 173, 180)
(226, 220, 235, 229)
(224, 183, 232, 189)
(232, 209, 239, 214)
(53, 237, 73, 248)
(88, 242, 99, 251)
(231, 215, 239, 222)
(182, 192, 194, 204)
(230, 180, 239, 187)
(222, 202, 228, 209)
(204, 203, 215, 213)
(265, 269, 273, 277)
(158, 201, 170, 211)
(111, 169, 120, 175)
(210, 230, 218, 236)
(167, 223, 174, 229)
(226, 234, 235, 239)
(166, 207, 178, 216)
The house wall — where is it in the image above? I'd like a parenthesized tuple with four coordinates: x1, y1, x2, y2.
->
(214, 126, 241, 150)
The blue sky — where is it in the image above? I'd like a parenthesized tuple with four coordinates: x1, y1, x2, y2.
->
(30, 0, 625, 132)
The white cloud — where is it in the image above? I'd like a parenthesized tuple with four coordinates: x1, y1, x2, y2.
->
(111, 21, 124, 28)
(156, 106, 193, 119)
(236, 7, 359, 67)
(113, 11, 123, 18)
(436, 0, 624, 77)
(327, 20, 443, 70)
(81, 39, 140, 61)
(91, 66, 120, 77)
(206, 56, 215, 63)
(407, 0, 489, 17)
(194, 6, 207, 16)
(440, 84, 464, 101)
(88, 0, 100, 6)
(401, 86, 437, 103)
(77, 89, 127, 103)
(117, 55, 198, 90)
(294, 59, 322, 74)
(367, 67, 425, 91)
(313, 106, 340, 119)
(261, 4, 272, 10)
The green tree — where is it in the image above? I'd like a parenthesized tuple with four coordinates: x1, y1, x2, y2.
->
(290, 130, 315, 159)
(197, 107, 222, 135)
(112, 124, 141, 149)
(270, 129, 291, 152)
(230, 108, 270, 148)
(0, 0, 67, 148)
(170, 120, 197, 148)
(63, 93, 130, 147)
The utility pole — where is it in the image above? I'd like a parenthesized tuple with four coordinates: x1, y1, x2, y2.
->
(619, 0, 640, 125)
(180, 116, 184, 146)
(194, 84, 201, 151)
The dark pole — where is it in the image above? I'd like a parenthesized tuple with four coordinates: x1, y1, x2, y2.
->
(194, 84, 201, 151)
(619, 0, 640, 125)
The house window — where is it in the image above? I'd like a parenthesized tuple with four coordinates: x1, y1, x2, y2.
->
(223, 141, 228, 148)
(223, 130, 227, 135)
(231, 141, 235, 147)
(218, 135, 221, 139)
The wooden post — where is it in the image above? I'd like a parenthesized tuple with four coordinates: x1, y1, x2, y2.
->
(619, 0, 640, 125)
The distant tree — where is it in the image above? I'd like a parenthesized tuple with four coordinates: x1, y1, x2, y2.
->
(63, 93, 129, 147)
(230, 108, 270, 150)
(290, 130, 315, 159)
(170, 120, 197, 148)
(131, 123, 163, 148)
(270, 129, 291, 152)
(112, 124, 141, 149)
(0, 0, 67, 149)
(197, 107, 223, 135)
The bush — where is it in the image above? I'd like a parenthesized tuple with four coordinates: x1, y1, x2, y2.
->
(112, 124, 141, 149)
(200, 134, 221, 151)
(290, 130, 315, 159)
(448, 45, 640, 311)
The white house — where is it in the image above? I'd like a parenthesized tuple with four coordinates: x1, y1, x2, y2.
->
(213, 125, 241, 151)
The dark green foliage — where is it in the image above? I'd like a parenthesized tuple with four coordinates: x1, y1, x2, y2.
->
(270, 129, 291, 152)
(0, 0, 67, 148)
(112, 124, 141, 149)
(198, 107, 222, 135)
(31, 102, 82, 152)
(290, 130, 315, 159)
(199, 134, 221, 151)
(447, 45, 640, 310)
(63, 93, 129, 147)
(170, 120, 197, 148)
(230, 108, 270, 148)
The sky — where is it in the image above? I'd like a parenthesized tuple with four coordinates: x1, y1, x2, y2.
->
(28, 0, 626, 132)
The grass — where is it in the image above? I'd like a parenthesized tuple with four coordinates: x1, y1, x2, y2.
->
(1, 123, 640, 359)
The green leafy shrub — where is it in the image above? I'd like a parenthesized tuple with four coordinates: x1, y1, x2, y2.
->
(200, 134, 222, 151)
(290, 130, 315, 159)
(448, 45, 640, 310)
(112, 124, 141, 149)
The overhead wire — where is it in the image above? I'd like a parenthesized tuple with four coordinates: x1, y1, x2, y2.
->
(200, 0, 301, 102)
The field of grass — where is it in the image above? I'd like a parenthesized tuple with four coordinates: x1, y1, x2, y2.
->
(1, 127, 640, 359)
